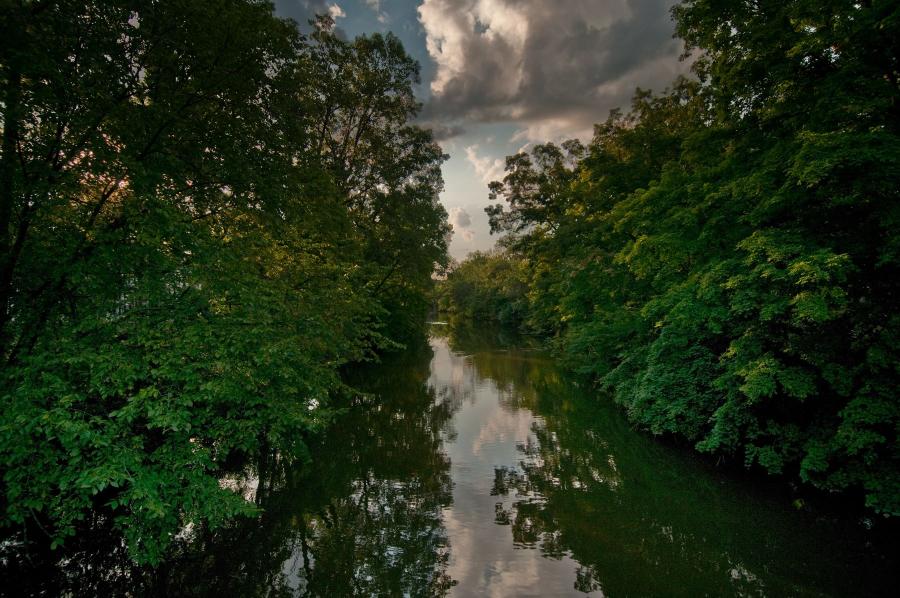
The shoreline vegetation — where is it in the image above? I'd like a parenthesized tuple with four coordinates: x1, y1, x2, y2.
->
(436, 0, 900, 519)
(1, 3, 448, 565)
(1, 0, 898, 586)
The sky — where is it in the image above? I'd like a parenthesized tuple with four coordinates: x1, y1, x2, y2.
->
(273, 0, 689, 260)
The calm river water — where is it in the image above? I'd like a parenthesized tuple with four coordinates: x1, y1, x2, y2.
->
(5, 324, 898, 596)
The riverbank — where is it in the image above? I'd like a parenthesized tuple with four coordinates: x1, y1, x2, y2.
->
(3, 323, 897, 596)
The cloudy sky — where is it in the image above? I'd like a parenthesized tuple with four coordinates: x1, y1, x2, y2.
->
(274, 0, 688, 259)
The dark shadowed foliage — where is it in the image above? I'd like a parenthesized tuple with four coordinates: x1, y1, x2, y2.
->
(0, 0, 447, 565)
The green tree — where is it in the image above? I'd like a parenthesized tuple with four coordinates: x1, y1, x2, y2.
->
(0, 1, 449, 563)
(437, 250, 529, 325)
(299, 17, 450, 342)
(450, 1, 900, 513)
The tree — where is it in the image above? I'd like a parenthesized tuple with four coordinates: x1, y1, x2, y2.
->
(0, 1, 450, 563)
(296, 17, 451, 342)
(451, 1, 900, 513)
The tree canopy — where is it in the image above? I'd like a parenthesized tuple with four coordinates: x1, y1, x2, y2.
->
(0, 1, 448, 563)
(440, 0, 900, 514)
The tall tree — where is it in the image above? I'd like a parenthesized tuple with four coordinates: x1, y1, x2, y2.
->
(0, 1, 449, 562)
(462, 1, 900, 513)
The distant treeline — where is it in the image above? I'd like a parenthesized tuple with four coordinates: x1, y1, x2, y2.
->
(438, 1, 900, 515)
(0, 3, 448, 562)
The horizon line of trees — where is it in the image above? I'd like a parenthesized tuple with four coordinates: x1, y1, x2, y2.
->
(439, 0, 900, 515)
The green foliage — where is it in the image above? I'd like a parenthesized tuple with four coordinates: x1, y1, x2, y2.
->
(436, 250, 529, 326)
(0, 2, 447, 562)
(445, 1, 900, 514)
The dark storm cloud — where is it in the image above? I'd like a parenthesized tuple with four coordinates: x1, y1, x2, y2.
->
(422, 122, 468, 141)
(417, 0, 690, 139)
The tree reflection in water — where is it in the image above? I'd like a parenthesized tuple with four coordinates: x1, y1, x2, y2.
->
(452, 324, 898, 598)
(2, 336, 459, 597)
(158, 337, 458, 597)
(3, 325, 897, 596)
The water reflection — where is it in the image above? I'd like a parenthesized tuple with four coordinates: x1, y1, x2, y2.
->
(158, 340, 458, 597)
(1, 338, 458, 597)
(3, 325, 897, 596)
(428, 332, 594, 596)
(434, 324, 898, 597)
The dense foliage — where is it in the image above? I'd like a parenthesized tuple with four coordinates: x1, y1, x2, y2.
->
(0, 1, 448, 562)
(440, 0, 900, 513)
(436, 250, 528, 325)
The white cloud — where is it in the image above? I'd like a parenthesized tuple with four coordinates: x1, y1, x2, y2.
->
(449, 206, 472, 229)
(327, 3, 345, 19)
(464, 144, 506, 186)
(511, 117, 594, 145)
(364, 0, 388, 23)
(449, 207, 476, 242)
(418, 0, 689, 142)
(418, 0, 528, 98)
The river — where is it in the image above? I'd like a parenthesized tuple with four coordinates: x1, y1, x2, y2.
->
(5, 324, 898, 596)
